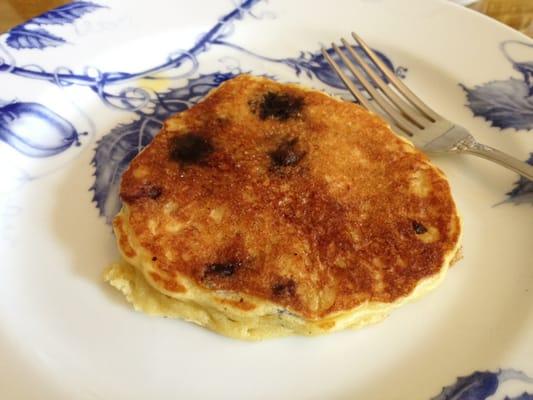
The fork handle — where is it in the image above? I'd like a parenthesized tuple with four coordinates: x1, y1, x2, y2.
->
(455, 139, 533, 180)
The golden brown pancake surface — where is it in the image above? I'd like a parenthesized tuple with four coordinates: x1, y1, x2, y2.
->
(115, 74, 461, 321)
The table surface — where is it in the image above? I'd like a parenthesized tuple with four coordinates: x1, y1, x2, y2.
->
(1, 0, 532, 36)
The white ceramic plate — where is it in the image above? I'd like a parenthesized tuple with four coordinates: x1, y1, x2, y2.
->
(1, 1, 532, 399)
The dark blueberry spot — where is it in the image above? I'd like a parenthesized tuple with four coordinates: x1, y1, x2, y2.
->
(272, 279, 296, 296)
(152, 256, 157, 261)
(169, 133, 213, 164)
(121, 184, 163, 202)
(269, 138, 306, 167)
(146, 185, 162, 199)
(257, 91, 303, 120)
(204, 261, 242, 278)
(412, 220, 428, 234)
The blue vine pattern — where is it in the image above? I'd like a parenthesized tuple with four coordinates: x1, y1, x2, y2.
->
(0, 0, 260, 111)
(432, 369, 533, 400)
(212, 39, 407, 89)
(6, 1, 104, 50)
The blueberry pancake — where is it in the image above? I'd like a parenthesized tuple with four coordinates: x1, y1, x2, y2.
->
(105, 75, 461, 340)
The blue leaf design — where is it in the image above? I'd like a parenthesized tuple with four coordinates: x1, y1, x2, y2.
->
(504, 153, 533, 205)
(514, 61, 533, 97)
(5, 2, 103, 50)
(461, 79, 533, 131)
(432, 371, 500, 400)
(6, 27, 66, 50)
(284, 46, 398, 90)
(91, 118, 161, 223)
(91, 72, 235, 223)
(0, 102, 81, 157)
(29, 1, 104, 25)
(433, 370, 533, 400)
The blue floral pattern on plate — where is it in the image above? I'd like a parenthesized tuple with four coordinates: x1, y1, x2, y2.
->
(0, 101, 82, 157)
(460, 40, 533, 204)
(461, 41, 533, 131)
(504, 153, 533, 205)
(432, 369, 533, 400)
(6, 1, 104, 50)
(0, 2, 532, 397)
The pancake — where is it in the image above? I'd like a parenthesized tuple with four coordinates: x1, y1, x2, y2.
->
(105, 75, 462, 340)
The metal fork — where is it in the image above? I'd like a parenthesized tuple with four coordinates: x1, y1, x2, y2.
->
(322, 32, 533, 180)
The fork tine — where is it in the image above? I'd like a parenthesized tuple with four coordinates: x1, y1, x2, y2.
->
(332, 43, 420, 133)
(321, 48, 373, 110)
(351, 32, 440, 121)
(383, 118, 413, 138)
(340, 38, 429, 129)
(322, 48, 413, 138)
